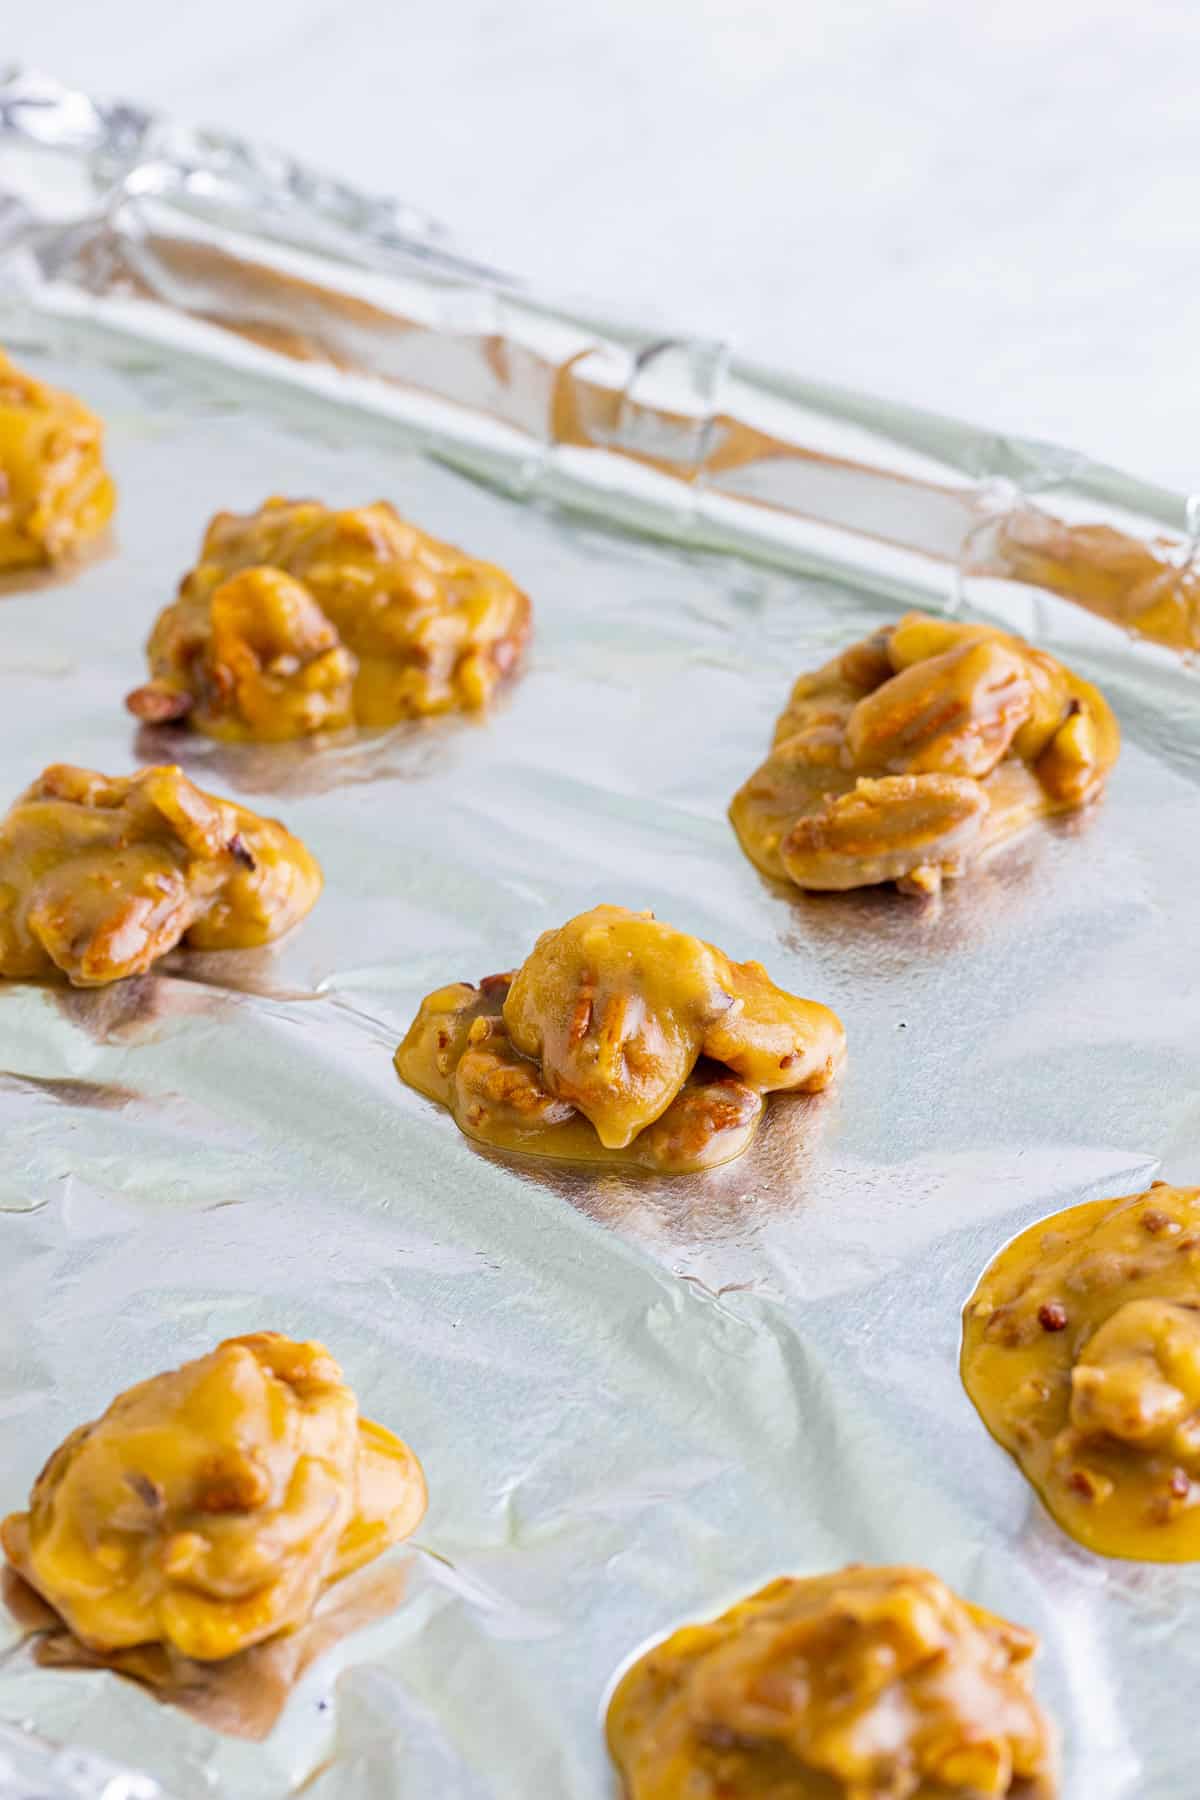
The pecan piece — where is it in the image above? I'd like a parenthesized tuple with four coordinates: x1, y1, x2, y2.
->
(195, 1451, 271, 1514)
(125, 682, 194, 725)
(845, 640, 1034, 779)
(634, 1074, 763, 1172)
(779, 773, 986, 893)
(456, 1040, 577, 1127)
(1035, 694, 1114, 806)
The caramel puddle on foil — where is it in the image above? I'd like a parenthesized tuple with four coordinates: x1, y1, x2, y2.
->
(3, 1559, 410, 1740)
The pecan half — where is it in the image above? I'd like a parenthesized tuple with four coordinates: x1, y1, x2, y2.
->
(845, 640, 1034, 780)
(779, 774, 987, 892)
(125, 682, 194, 725)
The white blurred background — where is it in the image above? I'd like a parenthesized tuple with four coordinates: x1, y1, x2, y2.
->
(10, 0, 1200, 487)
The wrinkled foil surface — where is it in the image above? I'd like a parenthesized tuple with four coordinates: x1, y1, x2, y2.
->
(2, 74, 1200, 1800)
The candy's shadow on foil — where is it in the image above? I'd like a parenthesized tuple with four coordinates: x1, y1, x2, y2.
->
(0, 1070, 142, 1111)
(457, 1089, 834, 1256)
(0, 968, 238, 1047)
(0, 533, 116, 603)
(132, 711, 469, 799)
(1, 1558, 411, 1742)
(775, 814, 1096, 969)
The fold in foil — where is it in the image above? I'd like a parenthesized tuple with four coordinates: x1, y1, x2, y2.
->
(3, 67, 1200, 658)
(1, 68, 1199, 1800)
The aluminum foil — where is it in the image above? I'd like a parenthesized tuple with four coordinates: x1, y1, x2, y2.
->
(3, 73, 1200, 1800)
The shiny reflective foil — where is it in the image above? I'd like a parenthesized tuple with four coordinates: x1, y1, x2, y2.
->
(2, 130, 1200, 1800)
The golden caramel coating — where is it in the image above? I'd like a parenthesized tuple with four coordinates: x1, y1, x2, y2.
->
(0, 1333, 426, 1661)
(126, 496, 531, 737)
(0, 350, 116, 570)
(730, 612, 1119, 896)
(607, 1565, 1058, 1800)
(396, 905, 844, 1174)
(0, 763, 321, 986)
(962, 1183, 1200, 1561)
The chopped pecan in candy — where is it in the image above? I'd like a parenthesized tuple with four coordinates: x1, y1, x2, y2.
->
(395, 904, 844, 1174)
(963, 1182, 1200, 1560)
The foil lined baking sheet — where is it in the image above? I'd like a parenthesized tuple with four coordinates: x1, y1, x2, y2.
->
(2, 73, 1200, 1800)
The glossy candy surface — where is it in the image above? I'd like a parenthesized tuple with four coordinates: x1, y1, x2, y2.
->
(396, 904, 845, 1173)
(0, 763, 321, 985)
(608, 1565, 1058, 1799)
(0, 349, 115, 571)
(126, 496, 531, 737)
(731, 612, 1120, 896)
(963, 1183, 1200, 1561)
(1, 1333, 426, 1661)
